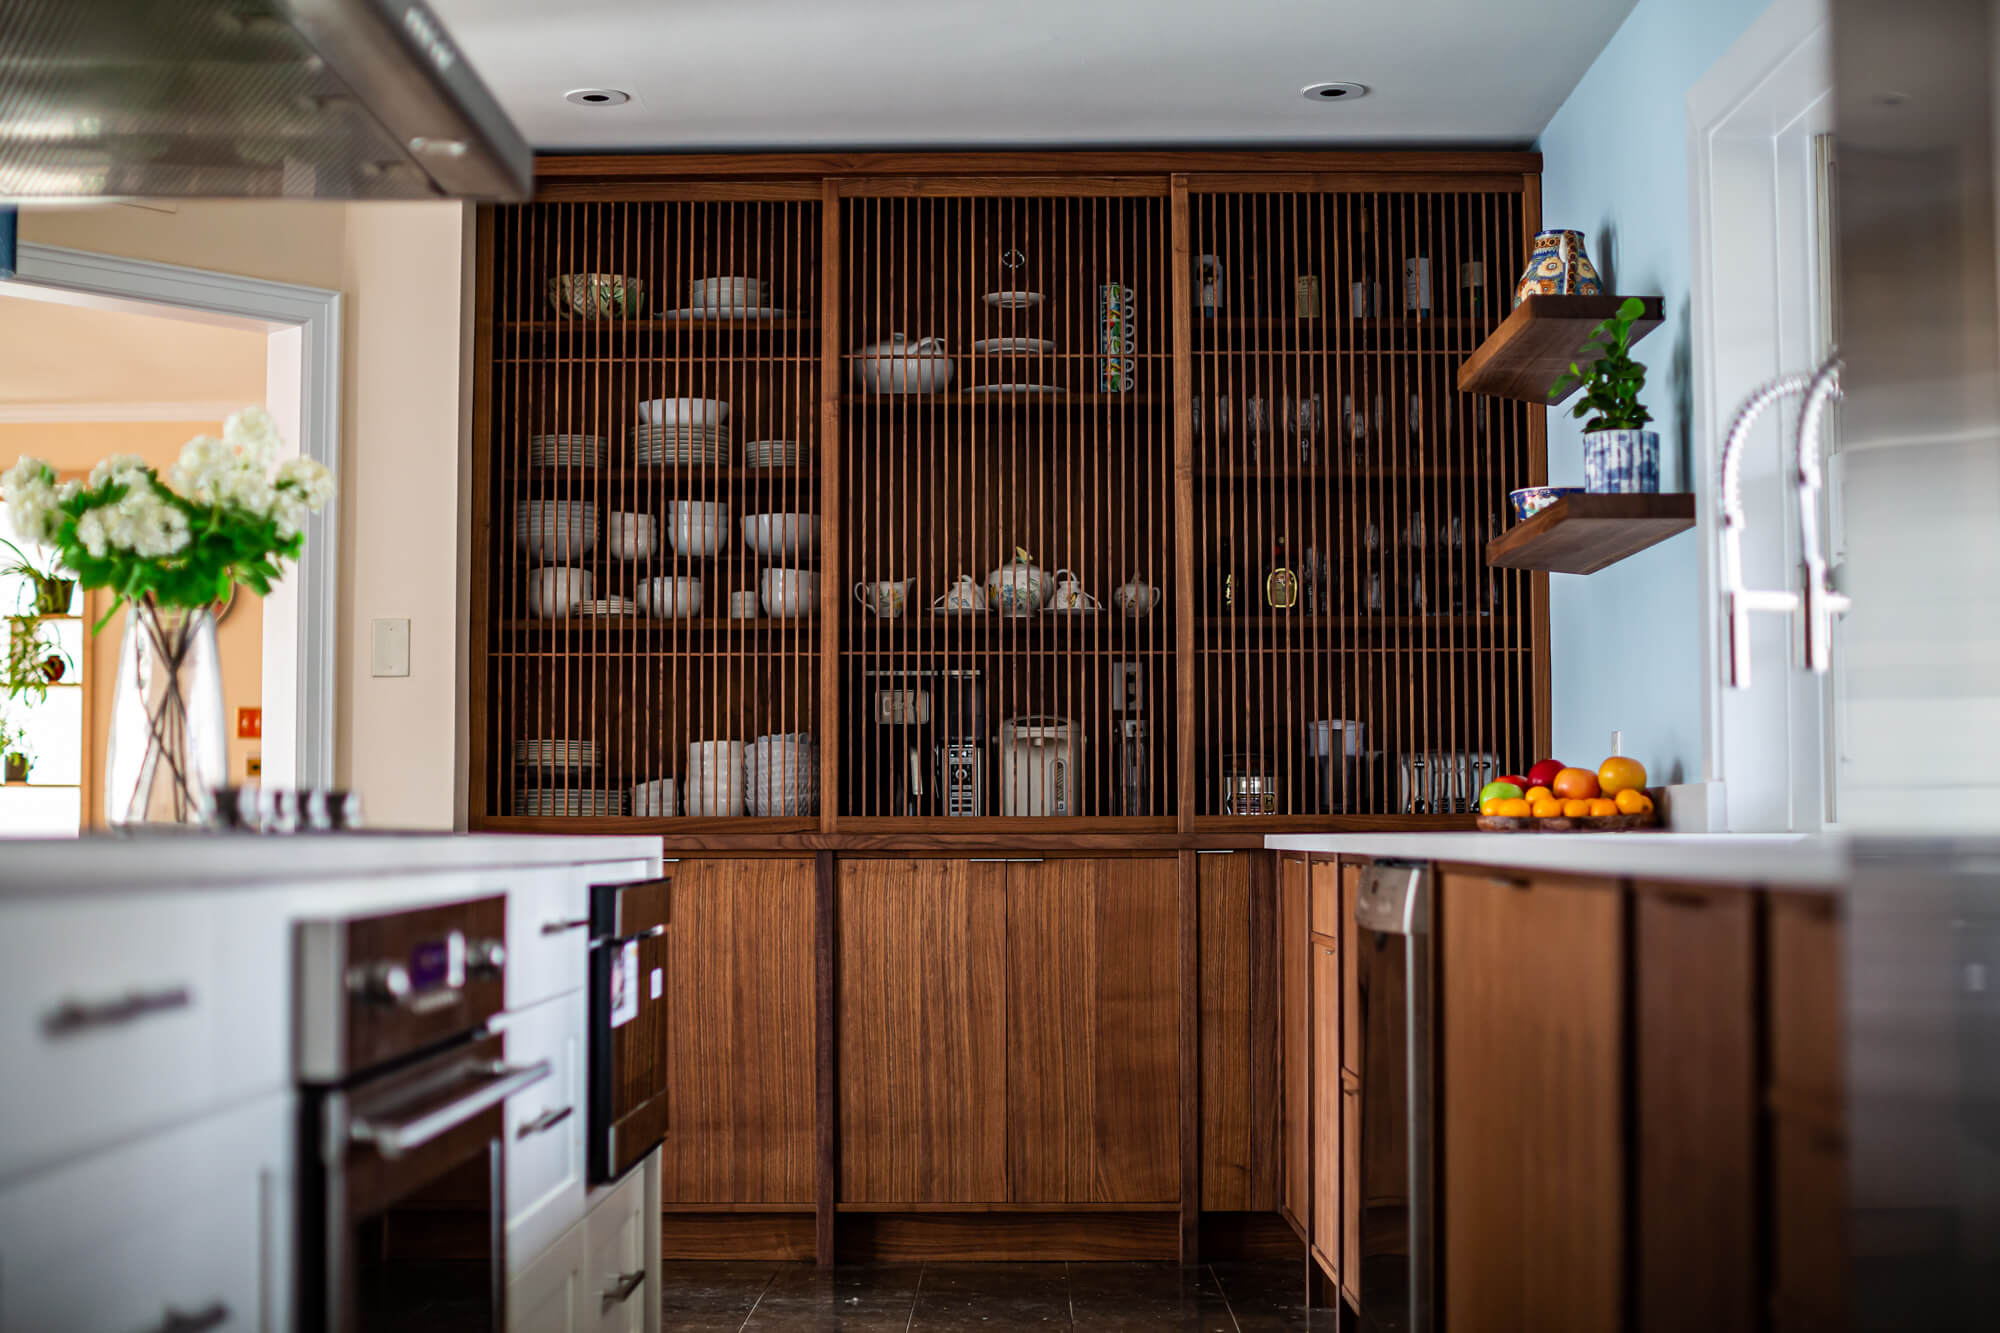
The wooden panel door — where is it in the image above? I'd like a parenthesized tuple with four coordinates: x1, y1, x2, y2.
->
(1310, 934, 1341, 1282)
(1198, 850, 1278, 1210)
(837, 858, 1007, 1203)
(1440, 868, 1623, 1333)
(659, 858, 817, 1204)
(1634, 881, 1756, 1333)
(1281, 855, 1310, 1230)
(1767, 891, 1847, 1332)
(1006, 857, 1179, 1204)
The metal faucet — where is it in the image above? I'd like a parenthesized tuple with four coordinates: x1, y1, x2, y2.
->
(1717, 355, 1851, 689)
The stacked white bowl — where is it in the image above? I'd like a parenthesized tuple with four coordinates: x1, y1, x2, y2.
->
(740, 512, 816, 559)
(669, 499, 730, 556)
(637, 397, 729, 428)
(759, 567, 816, 618)
(528, 567, 594, 619)
(637, 574, 703, 619)
(516, 500, 597, 561)
(746, 732, 818, 816)
(608, 511, 657, 560)
(690, 277, 763, 312)
(631, 777, 678, 817)
(685, 740, 746, 816)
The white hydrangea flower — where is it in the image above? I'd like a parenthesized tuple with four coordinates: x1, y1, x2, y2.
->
(223, 407, 282, 469)
(88, 453, 152, 491)
(75, 479, 189, 559)
(2, 456, 70, 545)
(276, 456, 334, 509)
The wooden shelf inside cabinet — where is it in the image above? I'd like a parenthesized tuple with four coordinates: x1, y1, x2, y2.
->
(500, 317, 818, 333)
(502, 468, 818, 487)
(1484, 493, 1695, 575)
(843, 392, 1163, 408)
(1455, 295, 1664, 404)
(854, 617, 1175, 652)
(502, 617, 821, 634)
(1199, 615, 1515, 632)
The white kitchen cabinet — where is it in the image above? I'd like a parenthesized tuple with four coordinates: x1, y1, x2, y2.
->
(506, 987, 588, 1269)
(500, 866, 592, 1011)
(586, 1149, 660, 1333)
(0, 1089, 291, 1333)
(510, 1212, 589, 1333)
(0, 889, 290, 1186)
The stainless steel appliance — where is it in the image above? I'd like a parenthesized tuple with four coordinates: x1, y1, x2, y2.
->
(857, 668, 985, 815)
(937, 668, 986, 816)
(1396, 750, 1497, 815)
(2, 0, 532, 200)
(1116, 718, 1149, 816)
(295, 895, 547, 1332)
(1352, 861, 1436, 1332)
(1000, 716, 1076, 816)
(1221, 752, 1279, 815)
(587, 874, 671, 1183)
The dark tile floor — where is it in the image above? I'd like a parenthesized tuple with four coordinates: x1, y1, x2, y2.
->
(659, 1259, 1334, 1331)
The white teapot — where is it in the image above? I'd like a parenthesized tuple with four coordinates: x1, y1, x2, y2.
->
(932, 574, 986, 614)
(986, 547, 1050, 618)
(1047, 569, 1101, 612)
(1113, 576, 1160, 618)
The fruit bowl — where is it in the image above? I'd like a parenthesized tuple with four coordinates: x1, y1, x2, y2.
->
(1476, 788, 1663, 833)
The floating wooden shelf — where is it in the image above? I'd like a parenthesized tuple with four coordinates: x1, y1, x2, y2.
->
(1456, 295, 1664, 404)
(1485, 493, 1695, 575)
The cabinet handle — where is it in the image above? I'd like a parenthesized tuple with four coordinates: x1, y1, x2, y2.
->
(541, 917, 592, 934)
(1197, 849, 1236, 855)
(41, 985, 192, 1039)
(601, 1269, 646, 1312)
(153, 1303, 229, 1333)
(517, 1104, 574, 1139)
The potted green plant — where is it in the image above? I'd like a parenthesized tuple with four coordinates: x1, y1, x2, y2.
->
(1548, 296, 1660, 493)
(0, 714, 30, 785)
(3, 614, 72, 704)
(0, 535, 75, 615)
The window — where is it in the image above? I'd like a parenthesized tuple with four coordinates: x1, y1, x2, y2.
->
(0, 540, 84, 837)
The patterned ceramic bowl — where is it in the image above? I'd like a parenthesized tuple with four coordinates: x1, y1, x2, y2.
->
(1508, 486, 1586, 523)
(548, 273, 646, 319)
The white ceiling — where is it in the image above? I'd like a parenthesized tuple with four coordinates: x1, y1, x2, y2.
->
(429, 0, 1637, 152)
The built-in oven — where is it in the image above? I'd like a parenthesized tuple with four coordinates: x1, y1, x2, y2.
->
(295, 895, 549, 1332)
(587, 873, 673, 1184)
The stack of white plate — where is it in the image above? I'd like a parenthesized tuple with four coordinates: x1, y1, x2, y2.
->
(512, 738, 599, 771)
(743, 439, 800, 469)
(746, 732, 818, 816)
(668, 500, 730, 556)
(631, 778, 678, 817)
(575, 595, 638, 617)
(516, 500, 597, 561)
(633, 423, 729, 466)
(528, 433, 605, 468)
(514, 788, 629, 817)
(685, 740, 746, 817)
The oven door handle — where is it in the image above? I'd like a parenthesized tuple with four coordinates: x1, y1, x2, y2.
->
(349, 1059, 551, 1160)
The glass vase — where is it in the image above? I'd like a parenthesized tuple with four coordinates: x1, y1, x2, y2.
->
(104, 604, 227, 827)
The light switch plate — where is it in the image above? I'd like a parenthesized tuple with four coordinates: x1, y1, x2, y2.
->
(371, 618, 411, 678)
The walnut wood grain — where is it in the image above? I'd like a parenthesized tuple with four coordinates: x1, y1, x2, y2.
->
(1310, 932, 1341, 1288)
(535, 150, 1544, 183)
(1279, 855, 1310, 1232)
(1485, 493, 1697, 576)
(660, 1211, 816, 1261)
(1455, 294, 1665, 403)
(1766, 891, 1847, 1332)
(1196, 851, 1278, 1210)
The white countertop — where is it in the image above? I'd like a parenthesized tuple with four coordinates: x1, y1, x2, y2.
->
(0, 832, 662, 899)
(1263, 832, 1848, 888)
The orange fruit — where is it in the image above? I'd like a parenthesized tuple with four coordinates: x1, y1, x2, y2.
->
(1523, 785, 1554, 806)
(1587, 798, 1619, 817)
(1562, 799, 1591, 818)
(1598, 756, 1648, 795)
(1551, 767, 1601, 801)
(1480, 797, 1504, 817)
(1530, 797, 1562, 818)
(1496, 798, 1533, 818)
(1615, 789, 1655, 815)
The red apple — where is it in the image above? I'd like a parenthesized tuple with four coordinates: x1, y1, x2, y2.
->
(1496, 774, 1529, 791)
(1525, 758, 1565, 790)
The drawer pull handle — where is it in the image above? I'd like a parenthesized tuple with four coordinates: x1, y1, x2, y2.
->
(601, 1268, 646, 1312)
(351, 1059, 550, 1159)
(517, 1104, 574, 1139)
(155, 1302, 229, 1333)
(41, 985, 192, 1039)
(542, 917, 592, 934)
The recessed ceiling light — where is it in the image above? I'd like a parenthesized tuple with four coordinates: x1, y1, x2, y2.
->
(565, 88, 630, 107)
(1301, 82, 1368, 103)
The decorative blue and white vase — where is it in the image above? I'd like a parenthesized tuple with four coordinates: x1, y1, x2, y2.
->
(1582, 429, 1660, 493)
(1514, 228, 1602, 306)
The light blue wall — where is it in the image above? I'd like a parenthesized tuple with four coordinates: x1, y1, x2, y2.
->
(1536, 0, 1771, 783)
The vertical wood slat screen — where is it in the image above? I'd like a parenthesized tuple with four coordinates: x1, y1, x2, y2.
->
(1188, 186, 1531, 819)
(471, 170, 1538, 828)
(482, 197, 822, 825)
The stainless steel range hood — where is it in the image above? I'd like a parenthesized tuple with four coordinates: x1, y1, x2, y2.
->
(0, 0, 531, 200)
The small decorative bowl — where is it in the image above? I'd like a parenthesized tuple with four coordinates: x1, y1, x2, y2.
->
(1508, 486, 1586, 523)
(548, 273, 646, 319)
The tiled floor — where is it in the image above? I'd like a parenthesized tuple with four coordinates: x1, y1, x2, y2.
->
(659, 1259, 1334, 1331)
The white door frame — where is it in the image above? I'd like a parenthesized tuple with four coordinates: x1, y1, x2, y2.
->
(6, 242, 341, 791)
(1688, 0, 1834, 832)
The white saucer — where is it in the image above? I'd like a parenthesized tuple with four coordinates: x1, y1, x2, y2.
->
(982, 291, 1044, 310)
(969, 383, 1063, 396)
(971, 336, 1055, 354)
(664, 306, 789, 320)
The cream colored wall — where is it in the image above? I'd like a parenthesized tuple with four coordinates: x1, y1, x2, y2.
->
(0, 300, 268, 408)
(20, 201, 474, 828)
(0, 422, 266, 824)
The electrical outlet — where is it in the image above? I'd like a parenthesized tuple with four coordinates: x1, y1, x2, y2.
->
(371, 618, 411, 678)
(1110, 660, 1144, 713)
(236, 707, 262, 740)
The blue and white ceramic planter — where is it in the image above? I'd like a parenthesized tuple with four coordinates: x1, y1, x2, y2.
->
(1582, 429, 1660, 493)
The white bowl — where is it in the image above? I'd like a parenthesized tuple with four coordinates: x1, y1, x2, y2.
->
(669, 520, 728, 557)
(759, 567, 817, 619)
(632, 778, 679, 817)
(690, 277, 763, 305)
(638, 575, 703, 619)
(741, 512, 817, 559)
(528, 567, 593, 619)
(685, 740, 747, 816)
(637, 397, 729, 427)
(608, 512, 657, 560)
(670, 499, 730, 523)
(853, 336, 954, 395)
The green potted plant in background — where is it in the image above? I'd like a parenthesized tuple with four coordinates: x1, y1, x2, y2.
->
(3, 614, 72, 703)
(0, 713, 30, 785)
(1, 535, 76, 616)
(1549, 296, 1660, 493)
(2, 407, 332, 826)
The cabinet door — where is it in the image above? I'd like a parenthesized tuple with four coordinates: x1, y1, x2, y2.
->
(1441, 868, 1623, 1333)
(659, 857, 816, 1204)
(1341, 1076, 1361, 1307)
(510, 1217, 586, 1333)
(1199, 850, 1279, 1210)
(1281, 856, 1311, 1229)
(586, 1154, 655, 1333)
(1006, 857, 1179, 1204)
(1310, 935, 1341, 1282)
(1767, 892, 1846, 1332)
(838, 858, 1007, 1203)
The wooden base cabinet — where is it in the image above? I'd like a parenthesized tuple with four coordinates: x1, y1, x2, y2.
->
(837, 856, 1178, 1207)
(1310, 931, 1341, 1280)
(1280, 856, 1310, 1232)
(1199, 850, 1278, 1211)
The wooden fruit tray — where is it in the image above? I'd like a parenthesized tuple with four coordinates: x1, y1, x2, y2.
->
(1475, 788, 1664, 833)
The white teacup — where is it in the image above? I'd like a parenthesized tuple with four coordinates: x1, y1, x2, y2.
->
(528, 567, 593, 618)
(1047, 568, 1101, 612)
(853, 578, 913, 618)
(760, 568, 817, 619)
(1113, 576, 1160, 618)
(932, 573, 986, 613)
